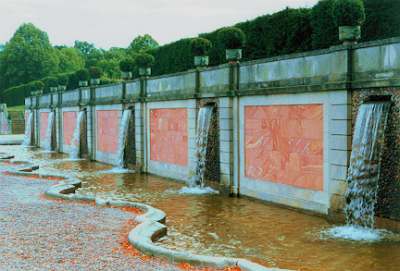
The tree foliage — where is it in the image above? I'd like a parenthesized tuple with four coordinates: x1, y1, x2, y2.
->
(0, 23, 59, 91)
(57, 47, 85, 73)
(127, 34, 159, 56)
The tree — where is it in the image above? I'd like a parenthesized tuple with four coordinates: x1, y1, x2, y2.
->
(57, 47, 85, 73)
(127, 34, 159, 56)
(0, 23, 59, 91)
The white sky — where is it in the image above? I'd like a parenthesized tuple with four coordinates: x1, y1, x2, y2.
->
(0, 0, 318, 49)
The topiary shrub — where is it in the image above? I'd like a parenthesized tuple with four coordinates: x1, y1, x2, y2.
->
(333, 0, 365, 26)
(32, 80, 45, 91)
(75, 69, 90, 81)
(89, 66, 102, 79)
(190, 37, 212, 56)
(119, 58, 135, 72)
(57, 74, 69, 86)
(217, 27, 246, 49)
(134, 53, 155, 68)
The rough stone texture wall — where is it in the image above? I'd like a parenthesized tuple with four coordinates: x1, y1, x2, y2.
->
(352, 88, 400, 221)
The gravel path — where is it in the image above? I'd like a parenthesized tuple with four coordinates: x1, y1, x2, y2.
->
(0, 175, 180, 271)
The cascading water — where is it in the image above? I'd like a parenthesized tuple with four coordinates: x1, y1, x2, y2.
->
(23, 111, 34, 146)
(179, 106, 218, 195)
(70, 111, 86, 159)
(191, 106, 214, 187)
(0, 104, 10, 135)
(325, 100, 392, 241)
(44, 111, 56, 151)
(117, 110, 132, 168)
(345, 101, 391, 228)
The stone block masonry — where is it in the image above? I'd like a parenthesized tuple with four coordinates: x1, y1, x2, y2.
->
(26, 37, 400, 220)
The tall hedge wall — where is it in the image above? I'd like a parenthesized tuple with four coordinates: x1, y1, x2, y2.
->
(149, 0, 400, 76)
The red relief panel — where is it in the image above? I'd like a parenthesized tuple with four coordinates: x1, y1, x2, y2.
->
(63, 111, 77, 145)
(40, 112, 49, 141)
(244, 104, 324, 191)
(150, 108, 188, 166)
(96, 110, 120, 154)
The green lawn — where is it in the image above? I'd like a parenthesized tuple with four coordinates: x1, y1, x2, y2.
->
(7, 105, 25, 112)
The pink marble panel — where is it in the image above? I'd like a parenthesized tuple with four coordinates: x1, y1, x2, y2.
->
(40, 112, 49, 141)
(244, 104, 324, 191)
(96, 110, 120, 154)
(150, 108, 188, 166)
(63, 111, 77, 145)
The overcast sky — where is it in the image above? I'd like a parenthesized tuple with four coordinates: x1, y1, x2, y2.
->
(0, 0, 318, 49)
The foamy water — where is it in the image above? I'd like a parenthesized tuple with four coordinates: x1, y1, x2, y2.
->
(178, 186, 219, 195)
(99, 167, 135, 174)
(322, 225, 393, 242)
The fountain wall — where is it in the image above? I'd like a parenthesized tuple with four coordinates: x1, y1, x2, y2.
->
(26, 37, 400, 220)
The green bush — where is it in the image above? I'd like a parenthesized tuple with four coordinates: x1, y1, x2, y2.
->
(1, 84, 30, 106)
(43, 76, 58, 90)
(57, 74, 69, 86)
(119, 58, 135, 72)
(190, 38, 212, 56)
(311, 0, 339, 49)
(67, 72, 79, 90)
(334, 0, 365, 26)
(148, 38, 193, 76)
(32, 80, 44, 90)
(217, 27, 246, 49)
(362, 0, 400, 41)
(75, 69, 89, 81)
(134, 53, 155, 68)
(89, 66, 102, 79)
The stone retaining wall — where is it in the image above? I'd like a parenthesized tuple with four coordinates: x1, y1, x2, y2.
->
(26, 37, 400, 220)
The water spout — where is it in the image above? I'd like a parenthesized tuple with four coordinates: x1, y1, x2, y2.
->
(44, 111, 56, 151)
(0, 104, 10, 135)
(345, 101, 391, 228)
(23, 111, 34, 146)
(116, 109, 132, 168)
(70, 111, 86, 159)
(190, 105, 214, 188)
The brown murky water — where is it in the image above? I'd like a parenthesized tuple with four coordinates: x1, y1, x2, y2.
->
(1, 145, 400, 271)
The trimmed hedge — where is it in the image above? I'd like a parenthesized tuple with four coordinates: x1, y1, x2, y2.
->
(362, 0, 400, 41)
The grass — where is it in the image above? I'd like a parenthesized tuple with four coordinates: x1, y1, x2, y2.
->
(7, 105, 25, 112)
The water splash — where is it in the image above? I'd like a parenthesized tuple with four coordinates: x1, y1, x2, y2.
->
(44, 111, 56, 151)
(178, 186, 219, 195)
(322, 225, 392, 242)
(345, 102, 391, 228)
(70, 111, 86, 159)
(189, 106, 214, 188)
(23, 111, 34, 146)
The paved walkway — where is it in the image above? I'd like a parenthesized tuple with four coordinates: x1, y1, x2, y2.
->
(0, 174, 180, 271)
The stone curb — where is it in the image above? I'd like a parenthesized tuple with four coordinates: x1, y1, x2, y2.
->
(6, 167, 292, 271)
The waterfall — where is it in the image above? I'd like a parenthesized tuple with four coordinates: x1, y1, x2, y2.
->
(345, 101, 391, 228)
(190, 106, 214, 188)
(0, 105, 10, 135)
(70, 111, 86, 159)
(116, 110, 132, 168)
(23, 111, 34, 146)
(44, 111, 56, 151)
